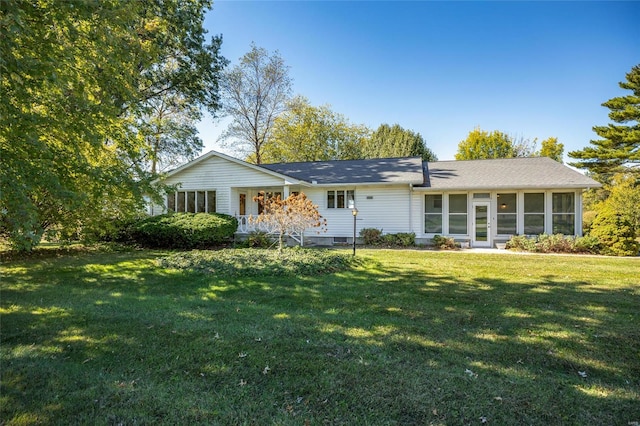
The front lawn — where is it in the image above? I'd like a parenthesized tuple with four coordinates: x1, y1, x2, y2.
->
(1, 249, 638, 425)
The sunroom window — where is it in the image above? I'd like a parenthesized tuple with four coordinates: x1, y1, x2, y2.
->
(552, 192, 575, 234)
(524, 193, 545, 235)
(448, 194, 468, 234)
(497, 193, 517, 235)
(424, 194, 442, 233)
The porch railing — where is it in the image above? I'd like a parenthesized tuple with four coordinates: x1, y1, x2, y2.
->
(235, 215, 303, 245)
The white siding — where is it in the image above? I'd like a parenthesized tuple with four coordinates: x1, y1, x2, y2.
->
(156, 155, 288, 215)
(301, 185, 413, 237)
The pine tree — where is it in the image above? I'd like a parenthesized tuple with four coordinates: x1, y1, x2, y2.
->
(569, 64, 640, 182)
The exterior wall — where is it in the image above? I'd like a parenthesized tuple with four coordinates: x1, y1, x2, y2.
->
(301, 184, 413, 239)
(415, 188, 585, 247)
(152, 155, 288, 215)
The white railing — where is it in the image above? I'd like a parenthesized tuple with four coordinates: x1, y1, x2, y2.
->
(235, 215, 303, 245)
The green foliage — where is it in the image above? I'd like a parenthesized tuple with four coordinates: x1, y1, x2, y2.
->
(455, 128, 514, 160)
(159, 247, 357, 277)
(244, 230, 275, 248)
(431, 234, 458, 250)
(359, 229, 415, 247)
(0, 0, 226, 251)
(129, 213, 238, 249)
(261, 96, 371, 163)
(569, 64, 640, 183)
(539, 137, 565, 162)
(506, 234, 608, 255)
(359, 228, 383, 245)
(361, 123, 438, 162)
(589, 208, 639, 256)
(595, 173, 640, 236)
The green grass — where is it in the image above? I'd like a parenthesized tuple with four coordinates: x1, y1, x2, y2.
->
(1, 248, 638, 425)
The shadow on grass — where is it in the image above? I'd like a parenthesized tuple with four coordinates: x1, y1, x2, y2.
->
(1, 250, 638, 424)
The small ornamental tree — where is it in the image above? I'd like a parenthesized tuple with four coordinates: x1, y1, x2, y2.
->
(249, 192, 327, 252)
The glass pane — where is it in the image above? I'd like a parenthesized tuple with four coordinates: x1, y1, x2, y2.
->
(524, 214, 545, 235)
(347, 190, 355, 206)
(473, 193, 490, 199)
(187, 192, 196, 213)
(207, 191, 216, 213)
(197, 191, 205, 212)
(327, 191, 335, 208)
(177, 192, 185, 212)
(497, 213, 517, 234)
(167, 192, 175, 212)
(524, 193, 544, 213)
(475, 205, 488, 241)
(497, 193, 516, 213)
(425, 195, 442, 213)
(449, 214, 468, 234)
(425, 214, 442, 233)
(449, 194, 467, 213)
(337, 191, 345, 208)
(552, 193, 575, 213)
(553, 214, 575, 234)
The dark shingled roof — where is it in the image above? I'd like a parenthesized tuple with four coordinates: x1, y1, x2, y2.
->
(422, 157, 601, 190)
(260, 157, 425, 185)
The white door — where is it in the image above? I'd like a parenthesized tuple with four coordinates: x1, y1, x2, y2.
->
(472, 202, 491, 247)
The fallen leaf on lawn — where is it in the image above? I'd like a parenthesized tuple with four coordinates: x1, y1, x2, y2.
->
(464, 368, 477, 378)
(239, 379, 247, 386)
(263, 365, 271, 375)
(578, 371, 588, 378)
(493, 396, 503, 401)
(238, 352, 247, 358)
(480, 416, 488, 423)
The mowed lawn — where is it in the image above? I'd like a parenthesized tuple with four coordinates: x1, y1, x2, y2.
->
(1, 248, 638, 425)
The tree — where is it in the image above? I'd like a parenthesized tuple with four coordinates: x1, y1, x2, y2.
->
(261, 96, 370, 163)
(249, 192, 327, 251)
(594, 173, 640, 236)
(219, 43, 292, 164)
(539, 137, 565, 162)
(455, 128, 514, 160)
(0, 0, 226, 250)
(362, 124, 438, 161)
(569, 64, 640, 182)
(139, 86, 204, 174)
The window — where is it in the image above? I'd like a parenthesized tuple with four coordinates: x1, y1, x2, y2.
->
(327, 190, 355, 209)
(448, 194, 468, 234)
(424, 194, 443, 233)
(552, 192, 575, 234)
(524, 193, 545, 235)
(167, 190, 216, 213)
(497, 193, 517, 235)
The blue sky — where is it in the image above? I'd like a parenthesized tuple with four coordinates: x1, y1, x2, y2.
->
(198, 1, 640, 162)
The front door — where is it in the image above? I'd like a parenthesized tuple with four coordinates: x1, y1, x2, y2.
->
(472, 202, 491, 247)
(239, 193, 246, 216)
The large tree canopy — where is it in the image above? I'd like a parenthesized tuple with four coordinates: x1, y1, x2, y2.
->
(0, 0, 226, 250)
(362, 123, 437, 161)
(569, 64, 640, 182)
(260, 96, 370, 163)
(455, 128, 514, 160)
(219, 43, 292, 164)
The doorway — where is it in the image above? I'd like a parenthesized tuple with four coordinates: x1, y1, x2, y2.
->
(472, 202, 491, 247)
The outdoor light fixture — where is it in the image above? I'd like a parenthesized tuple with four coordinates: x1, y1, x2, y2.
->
(500, 203, 507, 209)
(352, 207, 358, 256)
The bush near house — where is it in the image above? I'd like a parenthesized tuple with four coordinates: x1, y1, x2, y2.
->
(432, 234, 459, 250)
(504, 232, 636, 256)
(127, 213, 238, 249)
(360, 228, 415, 247)
(589, 208, 639, 256)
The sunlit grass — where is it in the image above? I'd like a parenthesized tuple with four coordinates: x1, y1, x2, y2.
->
(1, 248, 638, 424)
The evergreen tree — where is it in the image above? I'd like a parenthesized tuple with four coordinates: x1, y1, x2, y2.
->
(569, 64, 640, 182)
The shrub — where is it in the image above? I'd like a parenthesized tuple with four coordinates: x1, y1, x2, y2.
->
(432, 235, 457, 250)
(537, 234, 575, 253)
(129, 213, 238, 249)
(158, 247, 359, 277)
(359, 228, 383, 245)
(506, 235, 537, 251)
(395, 232, 416, 247)
(589, 208, 639, 256)
(245, 230, 274, 248)
(573, 235, 602, 254)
